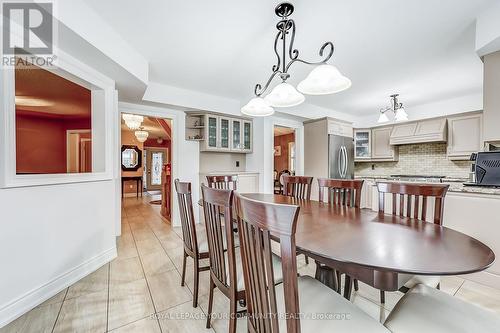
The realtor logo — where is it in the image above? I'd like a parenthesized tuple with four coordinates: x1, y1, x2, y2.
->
(2, 1, 53, 54)
(1, 1, 56, 67)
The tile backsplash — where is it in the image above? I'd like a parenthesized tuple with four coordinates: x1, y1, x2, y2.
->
(354, 142, 471, 179)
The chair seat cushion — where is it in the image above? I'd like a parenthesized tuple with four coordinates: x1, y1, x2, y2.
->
(384, 283, 500, 333)
(234, 252, 283, 291)
(275, 276, 389, 332)
(198, 229, 239, 253)
(401, 275, 440, 289)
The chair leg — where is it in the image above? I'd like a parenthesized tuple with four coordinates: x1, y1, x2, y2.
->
(353, 279, 359, 291)
(181, 251, 187, 286)
(206, 277, 215, 329)
(343, 275, 353, 300)
(193, 261, 200, 307)
(229, 297, 237, 333)
(437, 283, 441, 290)
(380, 290, 385, 304)
(335, 270, 342, 294)
(304, 254, 309, 265)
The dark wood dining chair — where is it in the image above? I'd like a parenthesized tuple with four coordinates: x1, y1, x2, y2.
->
(275, 170, 291, 194)
(206, 175, 238, 190)
(376, 181, 450, 303)
(282, 175, 313, 264)
(282, 175, 313, 200)
(317, 178, 365, 294)
(201, 185, 244, 333)
(174, 179, 210, 308)
(234, 193, 389, 332)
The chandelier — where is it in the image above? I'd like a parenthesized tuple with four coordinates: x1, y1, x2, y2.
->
(378, 94, 408, 123)
(122, 114, 144, 130)
(241, 2, 351, 117)
(134, 127, 149, 143)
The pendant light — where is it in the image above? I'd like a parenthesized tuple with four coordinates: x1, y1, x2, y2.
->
(241, 2, 351, 117)
(378, 94, 408, 123)
(122, 114, 144, 130)
(134, 127, 149, 143)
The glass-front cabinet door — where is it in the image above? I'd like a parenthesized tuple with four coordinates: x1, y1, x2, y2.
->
(354, 129, 371, 160)
(219, 117, 230, 150)
(232, 119, 241, 150)
(206, 115, 218, 149)
(243, 121, 252, 152)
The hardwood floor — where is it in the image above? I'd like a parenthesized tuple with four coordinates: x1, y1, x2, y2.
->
(2, 196, 500, 332)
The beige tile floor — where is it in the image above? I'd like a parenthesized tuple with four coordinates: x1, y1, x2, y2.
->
(3, 195, 500, 333)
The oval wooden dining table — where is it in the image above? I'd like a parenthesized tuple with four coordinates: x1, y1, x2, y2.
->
(239, 193, 495, 297)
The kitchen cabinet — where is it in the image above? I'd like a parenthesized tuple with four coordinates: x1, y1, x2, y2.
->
(372, 126, 398, 161)
(354, 129, 371, 161)
(199, 114, 253, 153)
(328, 119, 353, 137)
(242, 121, 252, 152)
(389, 118, 447, 145)
(447, 113, 483, 160)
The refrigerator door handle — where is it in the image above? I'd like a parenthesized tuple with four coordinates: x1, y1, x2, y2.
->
(343, 146, 349, 178)
(340, 146, 346, 178)
(337, 147, 344, 178)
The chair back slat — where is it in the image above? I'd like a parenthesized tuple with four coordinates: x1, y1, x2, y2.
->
(318, 179, 364, 208)
(201, 185, 237, 291)
(174, 179, 199, 256)
(377, 182, 449, 225)
(206, 175, 238, 190)
(235, 193, 301, 333)
(282, 176, 313, 200)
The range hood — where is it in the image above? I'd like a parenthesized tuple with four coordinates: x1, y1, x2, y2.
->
(389, 118, 447, 145)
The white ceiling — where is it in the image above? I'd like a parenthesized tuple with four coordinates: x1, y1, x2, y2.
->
(85, 0, 492, 116)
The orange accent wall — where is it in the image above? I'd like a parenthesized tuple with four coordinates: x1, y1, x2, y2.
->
(16, 112, 91, 174)
(274, 133, 295, 173)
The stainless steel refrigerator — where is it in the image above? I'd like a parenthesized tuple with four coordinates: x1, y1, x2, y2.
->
(328, 134, 354, 179)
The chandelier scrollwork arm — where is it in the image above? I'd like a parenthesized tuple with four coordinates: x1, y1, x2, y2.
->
(285, 41, 334, 72)
(254, 69, 282, 96)
(271, 30, 282, 72)
(287, 19, 299, 60)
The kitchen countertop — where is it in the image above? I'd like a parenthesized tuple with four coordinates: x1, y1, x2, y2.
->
(355, 175, 500, 196)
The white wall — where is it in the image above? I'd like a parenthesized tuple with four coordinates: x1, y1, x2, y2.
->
(247, 113, 305, 194)
(0, 181, 117, 328)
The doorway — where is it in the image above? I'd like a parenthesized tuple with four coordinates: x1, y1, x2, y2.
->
(120, 114, 173, 221)
(273, 125, 296, 194)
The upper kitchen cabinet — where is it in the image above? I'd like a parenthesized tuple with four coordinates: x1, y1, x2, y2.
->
(328, 118, 353, 137)
(189, 112, 253, 153)
(447, 112, 483, 160)
(354, 129, 371, 161)
(390, 118, 447, 145)
(483, 51, 500, 143)
(372, 126, 399, 161)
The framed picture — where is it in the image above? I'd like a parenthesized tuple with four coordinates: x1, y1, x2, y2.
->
(274, 145, 281, 156)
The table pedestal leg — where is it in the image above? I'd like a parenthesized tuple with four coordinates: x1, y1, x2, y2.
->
(314, 262, 338, 292)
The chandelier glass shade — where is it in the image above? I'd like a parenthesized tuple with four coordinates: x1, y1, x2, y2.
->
(122, 114, 144, 130)
(378, 94, 408, 123)
(134, 128, 149, 143)
(297, 65, 351, 95)
(241, 2, 351, 117)
(264, 82, 305, 107)
(241, 97, 275, 117)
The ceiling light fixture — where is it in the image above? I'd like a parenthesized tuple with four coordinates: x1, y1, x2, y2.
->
(378, 94, 408, 123)
(122, 114, 144, 130)
(134, 127, 149, 143)
(241, 2, 351, 117)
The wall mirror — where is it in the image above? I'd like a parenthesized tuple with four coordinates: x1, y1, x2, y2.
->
(121, 145, 142, 171)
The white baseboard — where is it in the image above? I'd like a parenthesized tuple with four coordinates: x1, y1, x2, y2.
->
(464, 270, 500, 290)
(0, 247, 117, 328)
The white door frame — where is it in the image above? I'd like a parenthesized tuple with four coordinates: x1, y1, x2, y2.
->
(118, 102, 180, 229)
(263, 116, 304, 193)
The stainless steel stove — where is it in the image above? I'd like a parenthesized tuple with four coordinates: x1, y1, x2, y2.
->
(388, 175, 446, 183)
